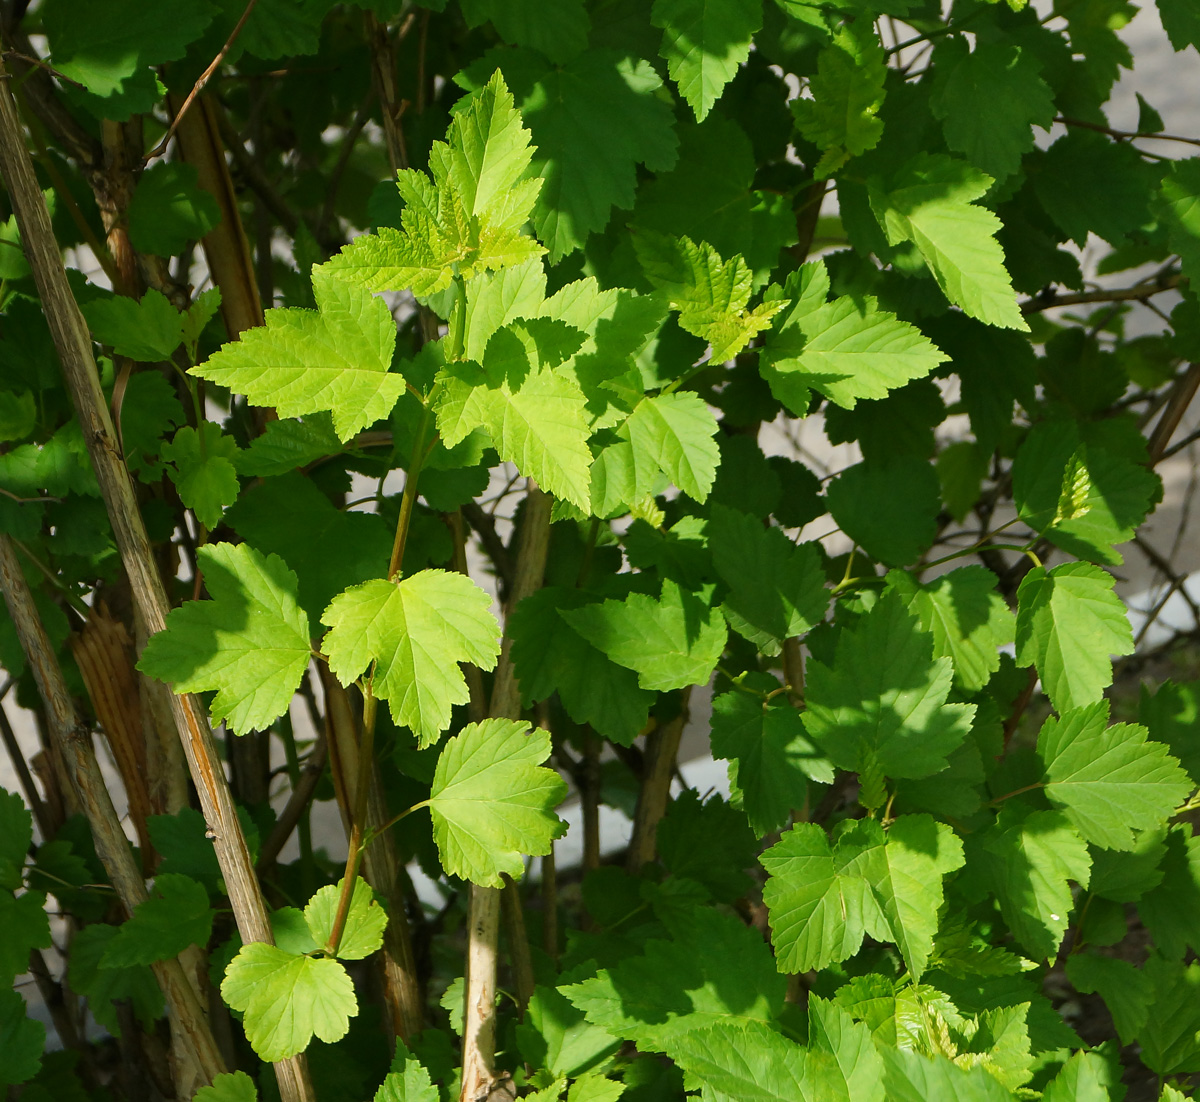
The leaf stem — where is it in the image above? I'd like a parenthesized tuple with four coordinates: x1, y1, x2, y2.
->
(323, 683, 378, 958)
(363, 798, 431, 847)
(446, 275, 467, 362)
(387, 401, 432, 580)
(987, 781, 1045, 807)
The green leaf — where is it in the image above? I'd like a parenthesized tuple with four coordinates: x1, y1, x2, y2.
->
(0, 891, 52, 983)
(82, 289, 191, 362)
(516, 985, 621, 1079)
(623, 392, 721, 502)
(761, 819, 887, 973)
(192, 267, 405, 443)
(808, 996, 885, 1102)
(1041, 1050, 1123, 1102)
(321, 570, 501, 746)
(128, 163, 221, 256)
(870, 814, 965, 979)
(375, 1048, 439, 1102)
(802, 592, 976, 780)
(194, 1071, 258, 1102)
(1159, 158, 1200, 285)
(825, 457, 941, 567)
(885, 567, 1016, 692)
(1014, 561, 1134, 715)
(711, 689, 834, 837)
(1140, 825, 1200, 958)
(980, 807, 1091, 960)
(657, 791, 758, 902)
(435, 342, 594, 512)
(69, 925, 163, 1036)
(1038, 701, 1191, 850)
(1013, 418, 1162, 566)
(0, 789, 32, 891)
(427, 719, 567, 886)
(100, 874, 212, 967)
(930, 42, 1055, 183)
(0, 987, 44, 1088)
(634, 231, 784, 362)
(234, 415, 343, 477)
(880, 1047, 1013, 1101)
(225, 472, 392, 623)
(328, 71, 544, 292)
(561, 578, 727, 691)
(1140, 679, 1200, 783)
(1157, 0, 1200, 51)
(43, 0, 215, 98)
(659, 1021, 821, 1102)
(1139, 954, 1200, 1074)
(792, 22, 887, 178)
(302, 877, 388, 960)
(869, 153, 1027, 331)
(759, 261, 949, 414)
(460, 0, 589, 64)
(460, 49, 677, 261)
(563, 907, 785, 1049)
(221, 942, 357, 1061)
(708, 505, 828, 653)
(161, 423, 240, 530)
(1065, 953, 1150, 1045)
(650, 0, 763, 122)
(509, 587, 654, 745)
(138, 543, 311, 735)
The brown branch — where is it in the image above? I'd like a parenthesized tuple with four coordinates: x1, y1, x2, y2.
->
(1020, 271, 1181, 315)
(257, 732, 328, 869)
(0, 533, 227, 1090)
(1149, 362, 1200, 465)
(1056, 114, 1200, 150)
(626, 693, 690, 874)
(0, 691, 52, 840)
(0, 58, 315, 1102)
(461, 500, 515, 598)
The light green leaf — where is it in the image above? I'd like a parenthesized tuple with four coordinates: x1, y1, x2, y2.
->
(803, 592, 976, 780)
(660, 1021, 822, 1102)
(464, 259, 547, 361)
(708, 505, 828, 652)
(711, 689, 834, 837)
(138, 543, 311, 735)
(567, 1074, 624, 1102)
(869, 153, 1027, 331)
(760, 261, 949, 414)
(302, 877, 388, 960)
(981, 808, 1091, 960)
(509, 587, 653, 746)
(460, 49, 677, 262)
(1038, 701, 1191, 850)
(516, 985, 621, 1079)
(194, 1071, 258, 1102)
(885, 566, 1016, 692)
(561, 578, 727, 691)
(161, 423, 240, 530)
(930, 42, 1055, 182)
(100, 874, 212, 968)
(321, 570, 501, 746)
(881, 1046, 1013, 1101)
(634, 231, 785, 362)
(792, 22, 887, 178)
(428, 719, 567, 886)
(375, 1046, 439, 1102)
(1014, 561, 1134, 715)
(761, 819, 887, 973)
(623, 392, 720, 503)
(1041, 1050, 1123, 1102)
(221, 943, 357, 1061)
(808, 997, 885, 1102)
(650, 0, 762, 122)
(192, 267, 405, 442)
(328, 71, 544, 293)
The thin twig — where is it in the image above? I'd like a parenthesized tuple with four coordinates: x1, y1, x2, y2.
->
(1056, 114, 1200, 149)
(145, 0, 259, 163)
(1020, 272, 1181, 315)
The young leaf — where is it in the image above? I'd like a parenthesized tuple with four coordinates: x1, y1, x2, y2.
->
(980, 808, 1091, 960)
(194, 1071, 259, 1102)
(427, 719, 568, 886)
(803, 593, 976, 780)
(191, 267, 405, 443)
(138, 543, 311, 735)
(100, 874, 212, 968)
(221, 943, 356, 1061)
(708, 505, 829, 652)
(710, 689, 833, 837)
(869, 153, 1027, 331)
(930, 42, 1055, 183)
(327, 71, 544, 293)
(321, 570, 502, 746)
(759, 261, 949, 414)
(161, 423, 240, 530)
(650, 0, 762, 122)
(792, 22, 887, 178)
(302, 877, 388, 960)
(1038, 702, 1191, 851)
(375, 1053, 439, 1102)
(885, 566, 1016, 692)
(561, 578, 727, 692)
(508, 587, 654, 746)
(1015, 561, 1134, 715)
(633, 231, 785, 362)
(623, 392, 720, 503)
(881, 1046, 1013, 1101)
